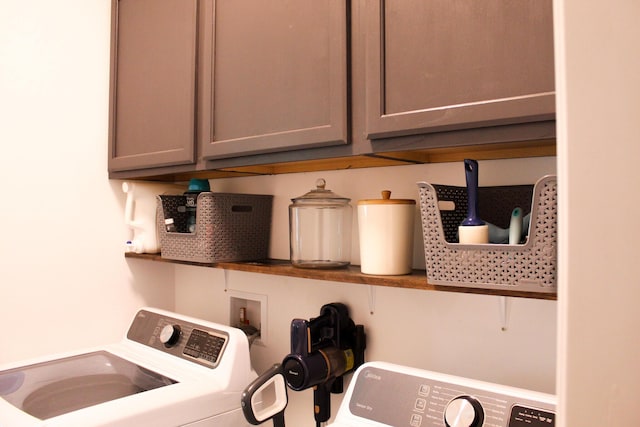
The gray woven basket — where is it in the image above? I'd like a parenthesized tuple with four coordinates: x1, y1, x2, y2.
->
(157, 192, 273, 263)
(417, 175, 557, 293)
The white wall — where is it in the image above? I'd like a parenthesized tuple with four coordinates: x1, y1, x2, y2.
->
(0, 0, 174, 364)
(172, 158, 558, 426)
(554, 0, 640, 426)
(11, 1, 633, 426)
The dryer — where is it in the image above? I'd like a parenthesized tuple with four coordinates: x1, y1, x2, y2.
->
(329, 361, 556, 427)
(0, 307, 256, 427)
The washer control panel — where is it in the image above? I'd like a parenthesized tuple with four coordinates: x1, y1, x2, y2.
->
(127, 309, 229, 369)
(342, 363, 555, 427)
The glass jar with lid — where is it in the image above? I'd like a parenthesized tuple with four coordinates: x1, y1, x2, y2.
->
(289, 178, 352, 268)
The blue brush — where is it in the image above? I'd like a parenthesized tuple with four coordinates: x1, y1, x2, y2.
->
(458, 159, 489, 243)
(461, 159, 485, 227)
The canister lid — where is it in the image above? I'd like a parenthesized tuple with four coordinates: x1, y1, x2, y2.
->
(291, 178, 351, 204)
(358, 190, 416, 205)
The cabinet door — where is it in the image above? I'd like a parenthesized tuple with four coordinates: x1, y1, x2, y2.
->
(108, 0, 197, 172)
(199, 0, 348, 160)
(365, 0, 555, 139)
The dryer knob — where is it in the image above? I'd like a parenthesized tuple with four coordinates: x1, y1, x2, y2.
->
(444, 395, 484, 427)
(160, 324, 181, 347)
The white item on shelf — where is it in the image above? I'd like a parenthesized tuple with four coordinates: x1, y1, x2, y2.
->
(122, 181, 184, 253)
(358, 190, 415, 275)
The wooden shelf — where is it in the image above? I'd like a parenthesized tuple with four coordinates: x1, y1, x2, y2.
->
(125, 253, 557, 300)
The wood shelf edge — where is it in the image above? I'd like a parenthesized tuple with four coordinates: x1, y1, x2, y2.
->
(113, 141, 557, 182)
(124, 253, 557, 301)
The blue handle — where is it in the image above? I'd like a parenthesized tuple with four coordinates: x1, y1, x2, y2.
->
(461, 159, 485, 226)
(289, 319, 310, 356)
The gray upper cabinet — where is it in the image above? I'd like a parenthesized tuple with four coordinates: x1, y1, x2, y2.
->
(199, 0, 349, 160)
(108, 0, 555, 179)
(364, 0, 555, 140)
(108, 0, 197, 172)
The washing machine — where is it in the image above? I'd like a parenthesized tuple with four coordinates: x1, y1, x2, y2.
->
(0, 307, 257, 427)
(329, 361, 556, 427)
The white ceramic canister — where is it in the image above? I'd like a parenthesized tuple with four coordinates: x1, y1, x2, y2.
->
(357, 191, 416, 275)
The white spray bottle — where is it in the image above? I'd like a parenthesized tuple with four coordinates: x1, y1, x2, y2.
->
(122, 181, 184, 253)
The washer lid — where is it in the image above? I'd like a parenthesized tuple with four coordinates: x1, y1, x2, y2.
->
(0, 351, 176, 420)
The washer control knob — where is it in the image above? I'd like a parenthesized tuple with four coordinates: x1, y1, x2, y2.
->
(160, 324, 181, 347)
(444, 396, 484, 427)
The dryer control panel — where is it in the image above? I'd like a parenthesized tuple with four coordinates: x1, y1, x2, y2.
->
(333, 362, 556, 427)
(126, 309, 229, 369)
